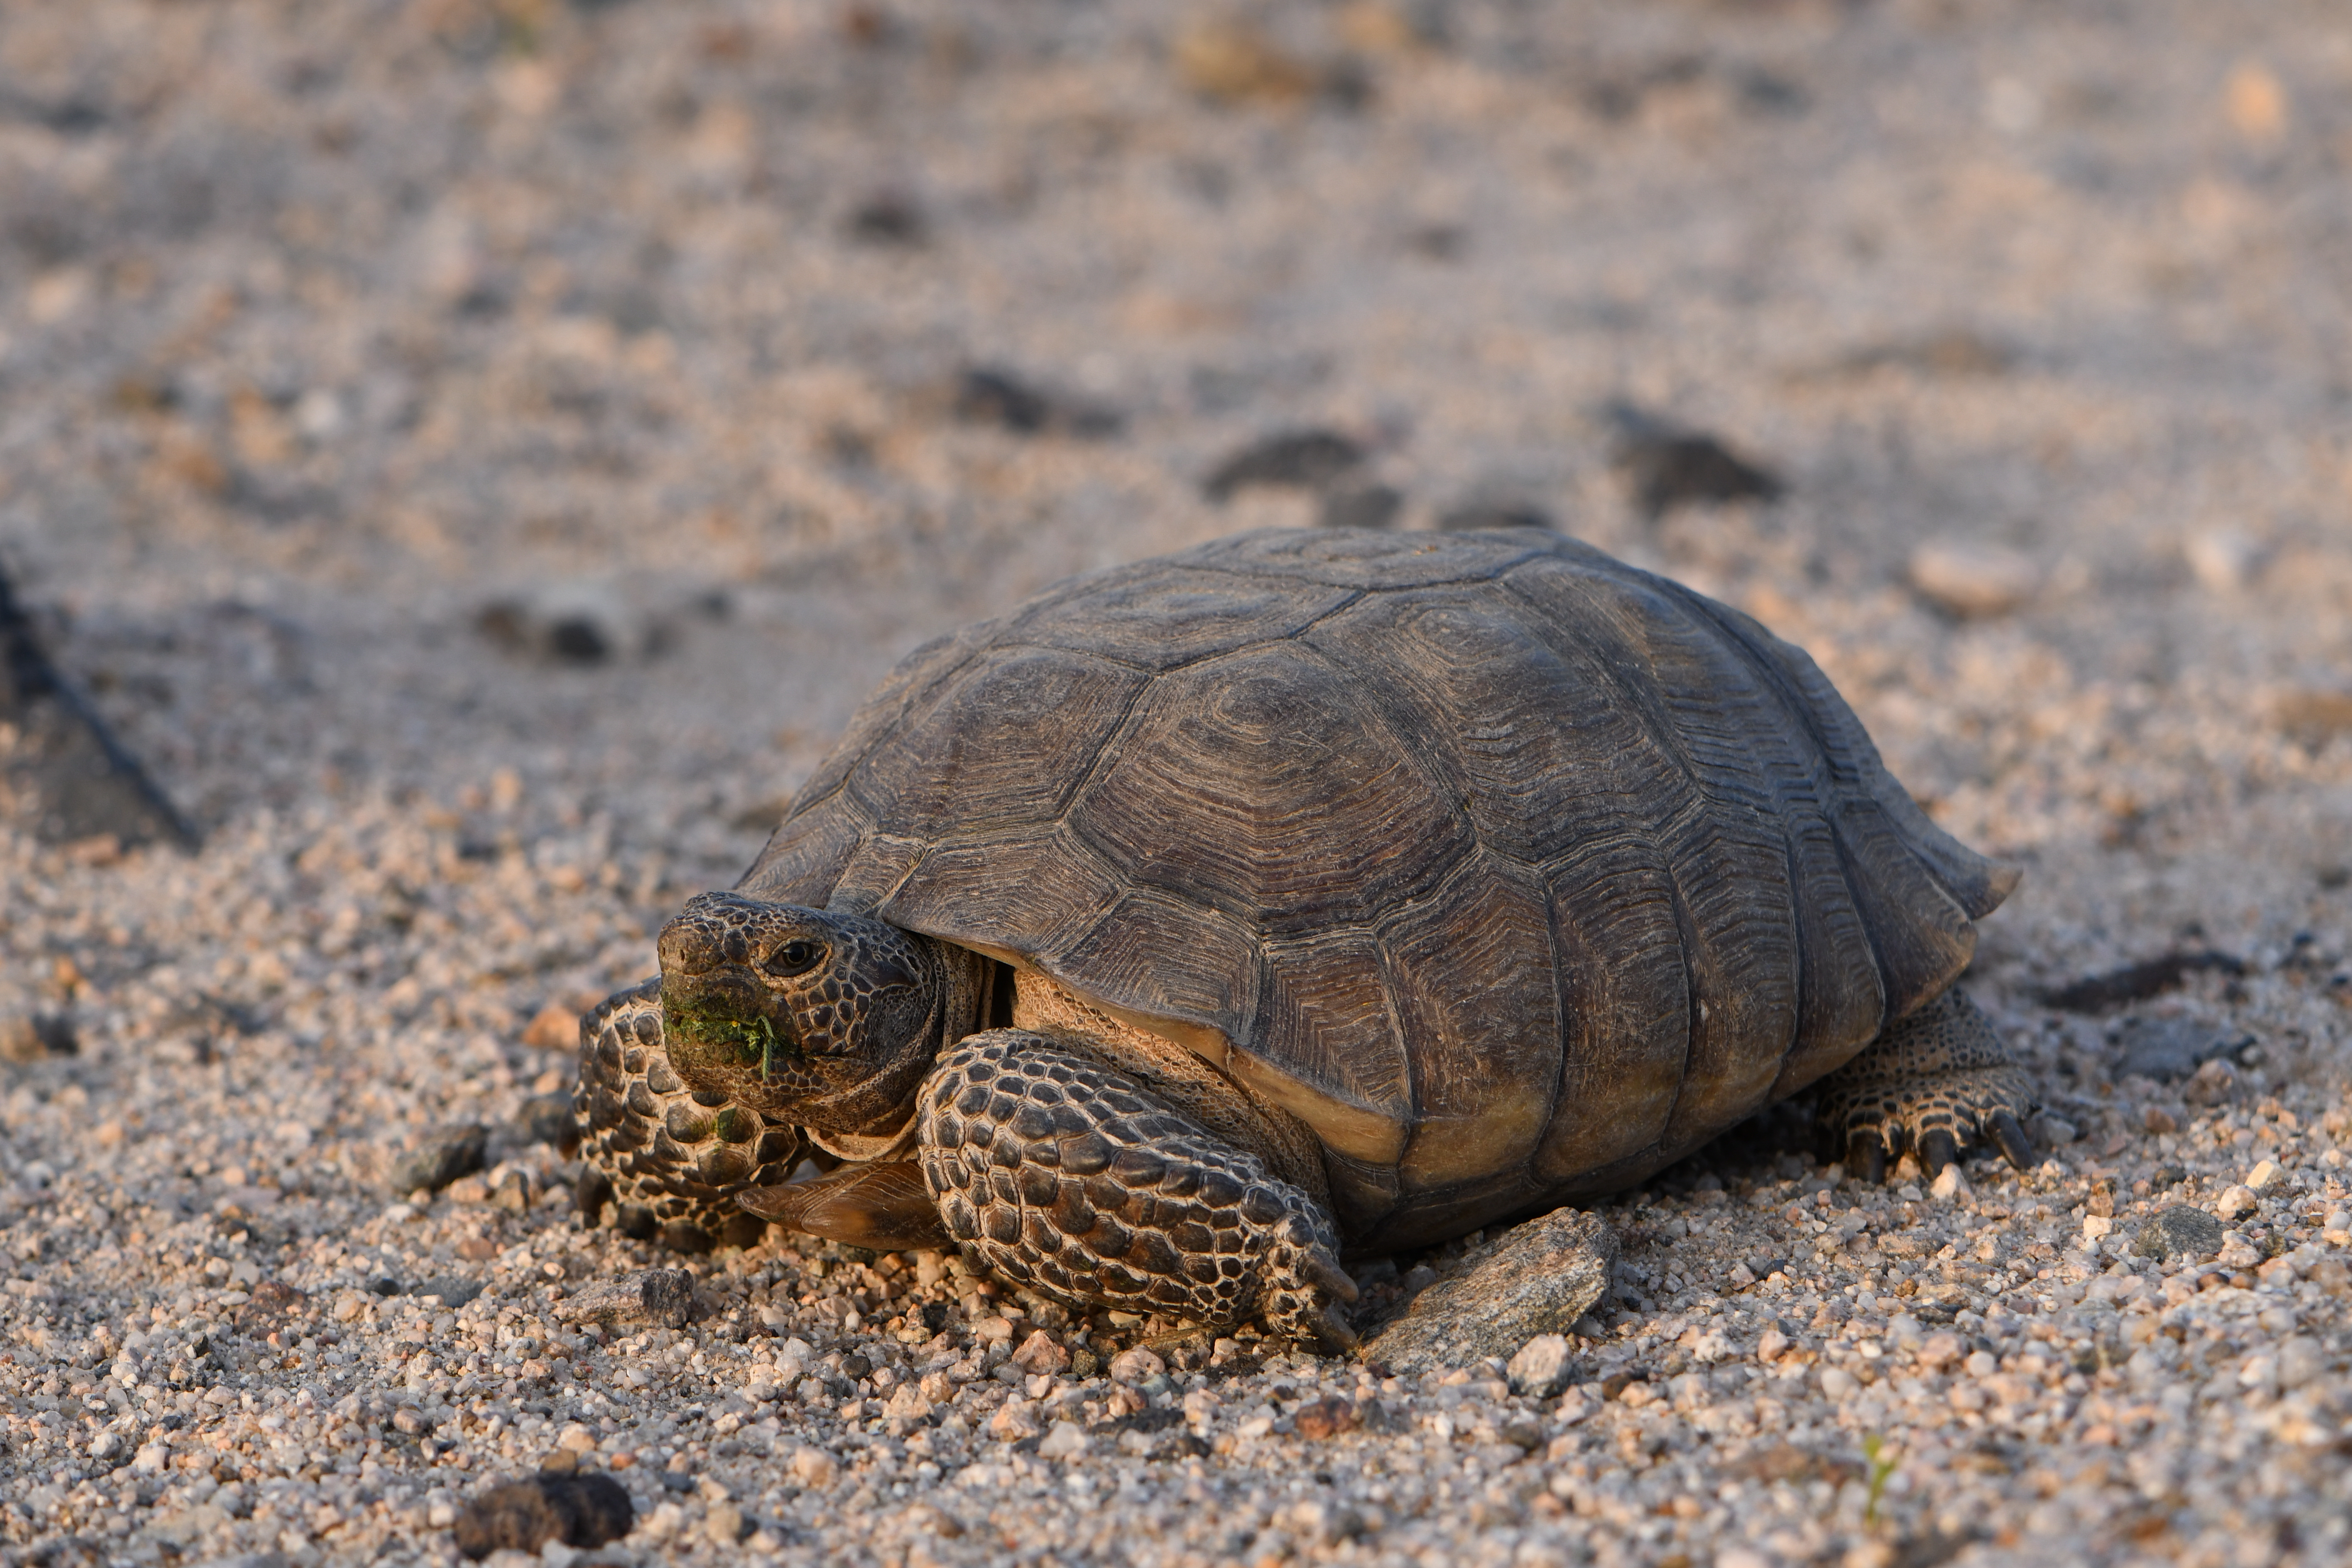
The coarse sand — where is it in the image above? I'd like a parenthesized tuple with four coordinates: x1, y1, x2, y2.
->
(4, 3, 2352, 1567)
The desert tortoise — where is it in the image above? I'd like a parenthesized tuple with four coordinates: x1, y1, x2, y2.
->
(574, 527, 2034, 1346)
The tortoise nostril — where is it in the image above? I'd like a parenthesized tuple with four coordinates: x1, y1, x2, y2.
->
(658, 915, 735, 976)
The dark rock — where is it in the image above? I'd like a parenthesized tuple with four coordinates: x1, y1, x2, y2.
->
(474, 585, 634, 666)
(1361, 1208, 1616, 1375)
(452, 1472, 633, 1560)
(0, 1011, 77, 1063)
(952, 366, 1122, 438)
(413, 1276, 484, 1309)
(1437, 501, 1554, 532)
(518, 1092, 578, 1149)
(0, 562, 199, 851)
(847, 191, 926, 246)
(1203, 429, 1366, 502)
(954, 368, 1052, 433)
(1319, 482, 1402, 531)
(2112, 1016, 2235, 1082)
(2041, 951, 2245, 1013)
(1603, 403, 1784, 520)
(2134, 1204, 2224, 1263)
(389, 1124, 487, 1195)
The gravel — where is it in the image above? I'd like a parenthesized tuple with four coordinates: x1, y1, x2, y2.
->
(4, 3, 2352, 1568)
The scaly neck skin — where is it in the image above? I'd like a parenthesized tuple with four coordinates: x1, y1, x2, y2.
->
(654, 892, 953, 1134)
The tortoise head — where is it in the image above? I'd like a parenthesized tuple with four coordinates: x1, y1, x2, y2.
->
(656, 892, 943, 1135)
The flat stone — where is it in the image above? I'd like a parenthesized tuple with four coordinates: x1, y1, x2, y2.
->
(2114, 1016, 2234, 1082)
(1361, 1208, 1616, 1376)
(553, 1269, 698, 1329)
(1907, 540, 2038, 618)
(413, 1276, 484, 1309)
(389, 1124, 487, 1195)
(1202, 428, 1366, 501)
(2133, 1203, 2225, 1263)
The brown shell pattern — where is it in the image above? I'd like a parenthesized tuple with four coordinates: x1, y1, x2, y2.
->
(739, 529, 2014, 1251)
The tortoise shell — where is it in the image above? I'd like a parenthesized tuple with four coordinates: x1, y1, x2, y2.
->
(740, 528, 2013, 1250)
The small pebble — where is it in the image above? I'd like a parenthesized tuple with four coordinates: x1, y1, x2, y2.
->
(1506, 1334, 1576, 1397)
(1908, 541, 2038, 618)
(1037, 1421, 1089, 1459)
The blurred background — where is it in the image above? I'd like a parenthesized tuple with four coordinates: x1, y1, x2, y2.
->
(3, 0, 2350, 1010)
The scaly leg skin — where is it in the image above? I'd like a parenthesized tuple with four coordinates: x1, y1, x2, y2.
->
(916, 1030, 1359, 1351)
(573, 978, 804, 1252)
(1815, 988, 2039, 1183)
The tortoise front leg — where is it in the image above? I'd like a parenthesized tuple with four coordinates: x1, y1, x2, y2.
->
(1816, 988, 2039, 1182)
(916, 1030, 1358, 1350)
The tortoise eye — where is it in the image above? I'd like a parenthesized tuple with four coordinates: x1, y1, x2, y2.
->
(765, 940, 823, 977)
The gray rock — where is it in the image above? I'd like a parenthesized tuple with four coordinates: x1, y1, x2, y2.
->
(554, 1268, 700, 1329)
(1362, 1208, 1615, 1375)
(2114, 1016, 2233, 1082)
(2134, 1203, 2225, 1263)
(1203, 428, 1366, 502)
(1506, 1333, 1577, 1397)
(412, 1276, 483, 1309)
(388, 1124, 487, 1195)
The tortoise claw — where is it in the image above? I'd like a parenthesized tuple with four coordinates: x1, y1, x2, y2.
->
(1846, 1130, 1887, 1185)
(1314, 1304, 1360, 1353)
(1989, 1110, 2036, 1171)
(1918, 1128, 1960, 1178)
(575, 1166, 613, 1228)
(1301, 1250, 1362, 1305)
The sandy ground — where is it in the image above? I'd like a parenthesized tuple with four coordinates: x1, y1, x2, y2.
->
(5, 1, 2352, 1565)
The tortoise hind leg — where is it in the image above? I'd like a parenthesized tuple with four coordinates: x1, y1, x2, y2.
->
(1815, 989, 2038, 1182)
(915, 1029, 1358, 1351)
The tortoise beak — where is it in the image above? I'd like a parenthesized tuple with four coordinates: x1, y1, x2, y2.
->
(658, 968, 808, 1079)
